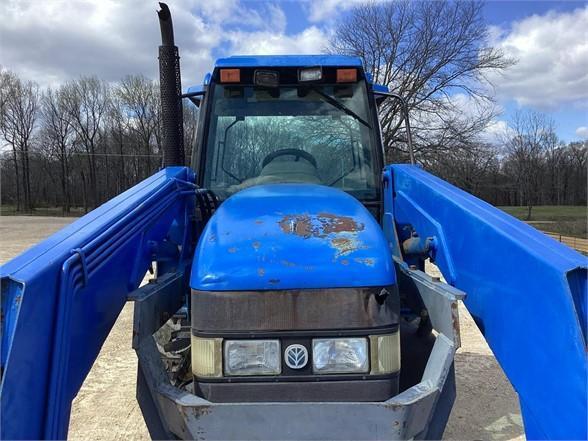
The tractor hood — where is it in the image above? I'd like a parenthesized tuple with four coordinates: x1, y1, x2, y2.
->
(190, 184, 395, 291)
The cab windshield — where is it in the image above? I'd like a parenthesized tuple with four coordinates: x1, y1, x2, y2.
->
(202, 81, 378, 199)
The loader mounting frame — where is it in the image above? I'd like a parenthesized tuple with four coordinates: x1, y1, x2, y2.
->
(131, 262, 464, 440)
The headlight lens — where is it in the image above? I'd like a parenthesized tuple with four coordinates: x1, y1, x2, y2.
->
(224, 340, 281, 376)
(312, 338, 369, 374)
(370, 332, 400, 374)
(191, 336, 223, 377)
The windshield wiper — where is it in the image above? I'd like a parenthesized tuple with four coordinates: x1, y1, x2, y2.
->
(311, 87, 372, 129)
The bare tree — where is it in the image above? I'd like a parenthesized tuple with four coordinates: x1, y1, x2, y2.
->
(183, 101, 199, 164)
(542, 131, 567, 205)
(152, 83, 163, 157)
(41, 85, 75, 213)
(65, 77, 110, 208)
(105, 92, 131, 195)
(0, 71, 39, 212)
(0, 69, 11, 116)
(116, 75, 159, 178)
(330, 0, 513, 162)
(432, 141, 499, 195)
(0, 70, 20, 210)
(502, 111, 556, 220)
(564, 141, 587, 206)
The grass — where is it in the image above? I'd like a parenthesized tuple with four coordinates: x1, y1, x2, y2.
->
(499, 205, 587, 238)
(1, 205, 85, 218)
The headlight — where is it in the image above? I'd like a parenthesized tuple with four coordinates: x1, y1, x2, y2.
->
(191, 336, 223, 377)
(224, 340, 281, 376)
(312, 338, 369, 374)
(370, 332, 400, 374)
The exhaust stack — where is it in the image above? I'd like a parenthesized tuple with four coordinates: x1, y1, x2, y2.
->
(157, 2, 184, 167)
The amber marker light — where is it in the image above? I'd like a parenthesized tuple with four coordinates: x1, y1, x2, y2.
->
(336, 68, 357, 83)
(220, 69, 241, 83)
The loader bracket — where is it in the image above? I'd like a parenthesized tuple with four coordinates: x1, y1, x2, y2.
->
(132, 258, 464, 440)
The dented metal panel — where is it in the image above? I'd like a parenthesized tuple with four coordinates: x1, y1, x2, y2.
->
(190, 183, 395, 291)
(396, 262, 465, 348)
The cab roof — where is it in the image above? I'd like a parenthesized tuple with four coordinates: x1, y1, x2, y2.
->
(188, 54, 389, 93)
(214, 55, 364, 69)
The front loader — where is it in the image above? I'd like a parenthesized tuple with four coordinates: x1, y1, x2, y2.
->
(1, 4, 586, 440)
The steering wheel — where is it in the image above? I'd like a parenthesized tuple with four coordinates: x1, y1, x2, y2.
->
(261, 148, 318, 169)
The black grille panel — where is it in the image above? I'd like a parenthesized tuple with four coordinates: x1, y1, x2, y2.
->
(191, 286, 399, 334)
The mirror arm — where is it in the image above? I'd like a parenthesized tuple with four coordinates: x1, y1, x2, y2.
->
(181, 91, 205, 99)
(182, 90, 205, 108)
(374, 91, 415, 164)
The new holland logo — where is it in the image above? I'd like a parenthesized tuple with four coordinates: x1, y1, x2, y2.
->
(285, 344, 308, 369)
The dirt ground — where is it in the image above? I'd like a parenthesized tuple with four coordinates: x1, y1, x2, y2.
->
(0, 216, 524, 440)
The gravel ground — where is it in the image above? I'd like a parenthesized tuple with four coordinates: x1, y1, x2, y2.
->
(0, 216, 524, 440)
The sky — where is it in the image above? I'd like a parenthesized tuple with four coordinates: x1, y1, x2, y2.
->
(1, 0, 586, 143)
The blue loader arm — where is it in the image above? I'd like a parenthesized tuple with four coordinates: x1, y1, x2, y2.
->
(384, 164, 587, 440)
(0, 167, 196, 440)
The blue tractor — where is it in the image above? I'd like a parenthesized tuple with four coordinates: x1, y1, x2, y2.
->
(1, 4, 586, 440)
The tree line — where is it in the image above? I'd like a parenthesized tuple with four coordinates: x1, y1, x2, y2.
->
(428, 117, 586, 217)
(0, 72, 197, 213)
(1, 0, 586, 217)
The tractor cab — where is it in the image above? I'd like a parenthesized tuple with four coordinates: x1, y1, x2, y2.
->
(190, 56, 387, 216)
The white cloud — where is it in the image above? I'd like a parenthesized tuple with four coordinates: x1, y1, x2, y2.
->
(236, 3, 287, 33)
(195, 0, 239, 24)
(225, 27, 328, 56)
(197, 1, 286, 33)
(483, 120, 513, 143)
(576, 126, 588, 139)
(304, 0, 365, 23)
(0, 0, 325, 89)
(488, 6, 588, 109)
(0, 0, 217, 88)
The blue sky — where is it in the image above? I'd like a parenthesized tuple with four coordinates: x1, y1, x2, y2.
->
(484, 0, 579, 23)
(1, 0, 586, 142)
(482, 1, 587, 141)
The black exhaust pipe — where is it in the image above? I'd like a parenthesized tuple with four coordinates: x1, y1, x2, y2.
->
(157, 2, 184, 167)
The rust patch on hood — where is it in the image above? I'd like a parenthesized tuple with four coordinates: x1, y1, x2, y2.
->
(354, 257, 375, 267)
(278, 213, 364, 238)
(318, 212, 364, 234)
(331, 237, 360, 257)
(278, 212, 370, 261)
(278, 214, 312, 237)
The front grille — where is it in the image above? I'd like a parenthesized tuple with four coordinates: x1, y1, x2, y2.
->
(191, 285, 399, 334)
